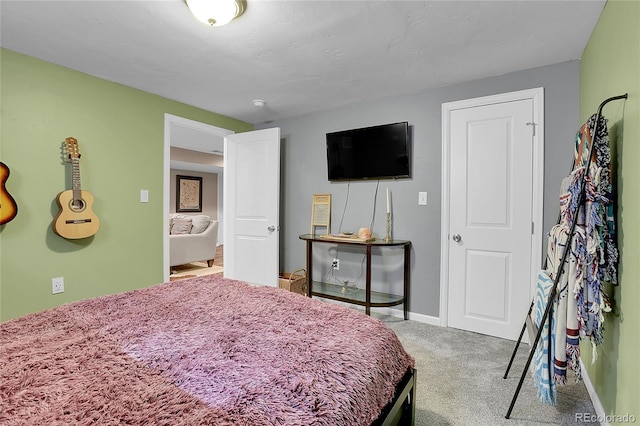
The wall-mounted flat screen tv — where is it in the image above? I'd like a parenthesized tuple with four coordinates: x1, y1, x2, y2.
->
(326, 121, 410, 181)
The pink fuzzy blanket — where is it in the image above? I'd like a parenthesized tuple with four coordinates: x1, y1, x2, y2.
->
(1, 275, 414, 425)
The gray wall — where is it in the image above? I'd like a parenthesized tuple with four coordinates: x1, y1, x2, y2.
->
(261, 60, 579, 317)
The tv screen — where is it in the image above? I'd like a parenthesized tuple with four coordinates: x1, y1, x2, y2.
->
(326, 122, 410, 181)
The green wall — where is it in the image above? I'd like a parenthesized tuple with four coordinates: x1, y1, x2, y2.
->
(580, 0, 640, 420)
(0, 49, 253, 321)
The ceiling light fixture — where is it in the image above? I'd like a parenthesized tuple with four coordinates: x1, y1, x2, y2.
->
(252, 99, 266, 108)
(185, 0, 246, 27)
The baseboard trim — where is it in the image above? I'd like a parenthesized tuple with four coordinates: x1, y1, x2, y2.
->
(316, 300, 441, 326)
(373, 307, 440, 326)
(580, 358, 608, 426)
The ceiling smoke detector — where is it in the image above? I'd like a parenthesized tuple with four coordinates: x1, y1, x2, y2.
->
(252, 99, 266, 108)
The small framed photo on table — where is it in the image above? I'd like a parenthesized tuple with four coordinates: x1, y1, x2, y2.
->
(176, 175, 203, 212)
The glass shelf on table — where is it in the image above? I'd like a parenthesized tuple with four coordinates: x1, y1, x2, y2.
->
(311, 281, 404, 306)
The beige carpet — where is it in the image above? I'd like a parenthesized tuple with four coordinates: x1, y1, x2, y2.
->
(170, 246, 224, 280)
(170, 262, 223, 280)
(169, 274, 197, 282)
(379, 314, 596, 426)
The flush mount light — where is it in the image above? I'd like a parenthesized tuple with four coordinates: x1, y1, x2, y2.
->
(185, 0, 246, 27)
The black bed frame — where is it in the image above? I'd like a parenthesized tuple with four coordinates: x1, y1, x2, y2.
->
(373, 368, 417, 426)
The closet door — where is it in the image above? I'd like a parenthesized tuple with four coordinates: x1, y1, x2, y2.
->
(442, 89, 543, 340)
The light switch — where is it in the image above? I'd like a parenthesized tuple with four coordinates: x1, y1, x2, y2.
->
(140, 189, 149, 203)
(418, 192, 427, 206)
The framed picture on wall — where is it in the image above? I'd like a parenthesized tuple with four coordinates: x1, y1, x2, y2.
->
(176, 175, 203, 212)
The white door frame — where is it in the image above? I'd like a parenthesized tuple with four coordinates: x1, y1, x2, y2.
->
(439, 88, 545, 328)
(163, 113, 234, 282)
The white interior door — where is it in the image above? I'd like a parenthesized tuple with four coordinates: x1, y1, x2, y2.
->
(224, 128, 280, 287)
(441, 89, 543, 340)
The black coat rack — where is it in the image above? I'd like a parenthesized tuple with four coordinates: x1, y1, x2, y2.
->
(502, 93, 628, 419)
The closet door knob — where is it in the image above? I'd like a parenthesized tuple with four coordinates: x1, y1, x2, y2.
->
(452, 234, 462, 242)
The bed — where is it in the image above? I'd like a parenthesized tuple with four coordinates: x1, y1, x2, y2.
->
(0, 275, 416, 425)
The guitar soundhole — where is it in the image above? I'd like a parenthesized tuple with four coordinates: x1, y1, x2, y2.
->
(69, 199, 86, 213)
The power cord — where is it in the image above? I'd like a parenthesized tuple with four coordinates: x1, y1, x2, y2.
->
(324, 179, 382, 289)
(352, 180, 380, 287)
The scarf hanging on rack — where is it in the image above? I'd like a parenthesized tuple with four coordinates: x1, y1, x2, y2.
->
(547, 217, 582, 385)
(574, 114, 618, 287)
(507, 95, 626, 420)
(532, 114, 618, 406)
(532, 270, 556, 405)
(552, 168, 585, 385)
(573, 114, 617, 348)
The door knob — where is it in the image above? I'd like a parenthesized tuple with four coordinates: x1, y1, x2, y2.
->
(267, 225, 277, 232)
(452, 233, 462, 242)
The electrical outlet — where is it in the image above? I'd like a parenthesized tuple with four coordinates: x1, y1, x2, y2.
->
(332, 258, 339, 270)
(52, 277, 64, 294)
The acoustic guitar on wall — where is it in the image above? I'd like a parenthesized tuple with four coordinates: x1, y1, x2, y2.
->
(0, 161, 18, 225)
(53, 137, 100, 239)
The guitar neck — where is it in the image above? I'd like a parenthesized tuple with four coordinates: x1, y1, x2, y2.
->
(71, 158, 82, 201)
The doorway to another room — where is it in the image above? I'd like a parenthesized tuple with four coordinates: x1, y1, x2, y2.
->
(163, 114, 232, 283)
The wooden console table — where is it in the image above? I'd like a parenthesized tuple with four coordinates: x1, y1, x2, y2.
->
(299, 234, 411, 320)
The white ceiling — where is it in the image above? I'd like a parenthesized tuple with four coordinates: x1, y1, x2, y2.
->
(1, 0, 604, 128)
